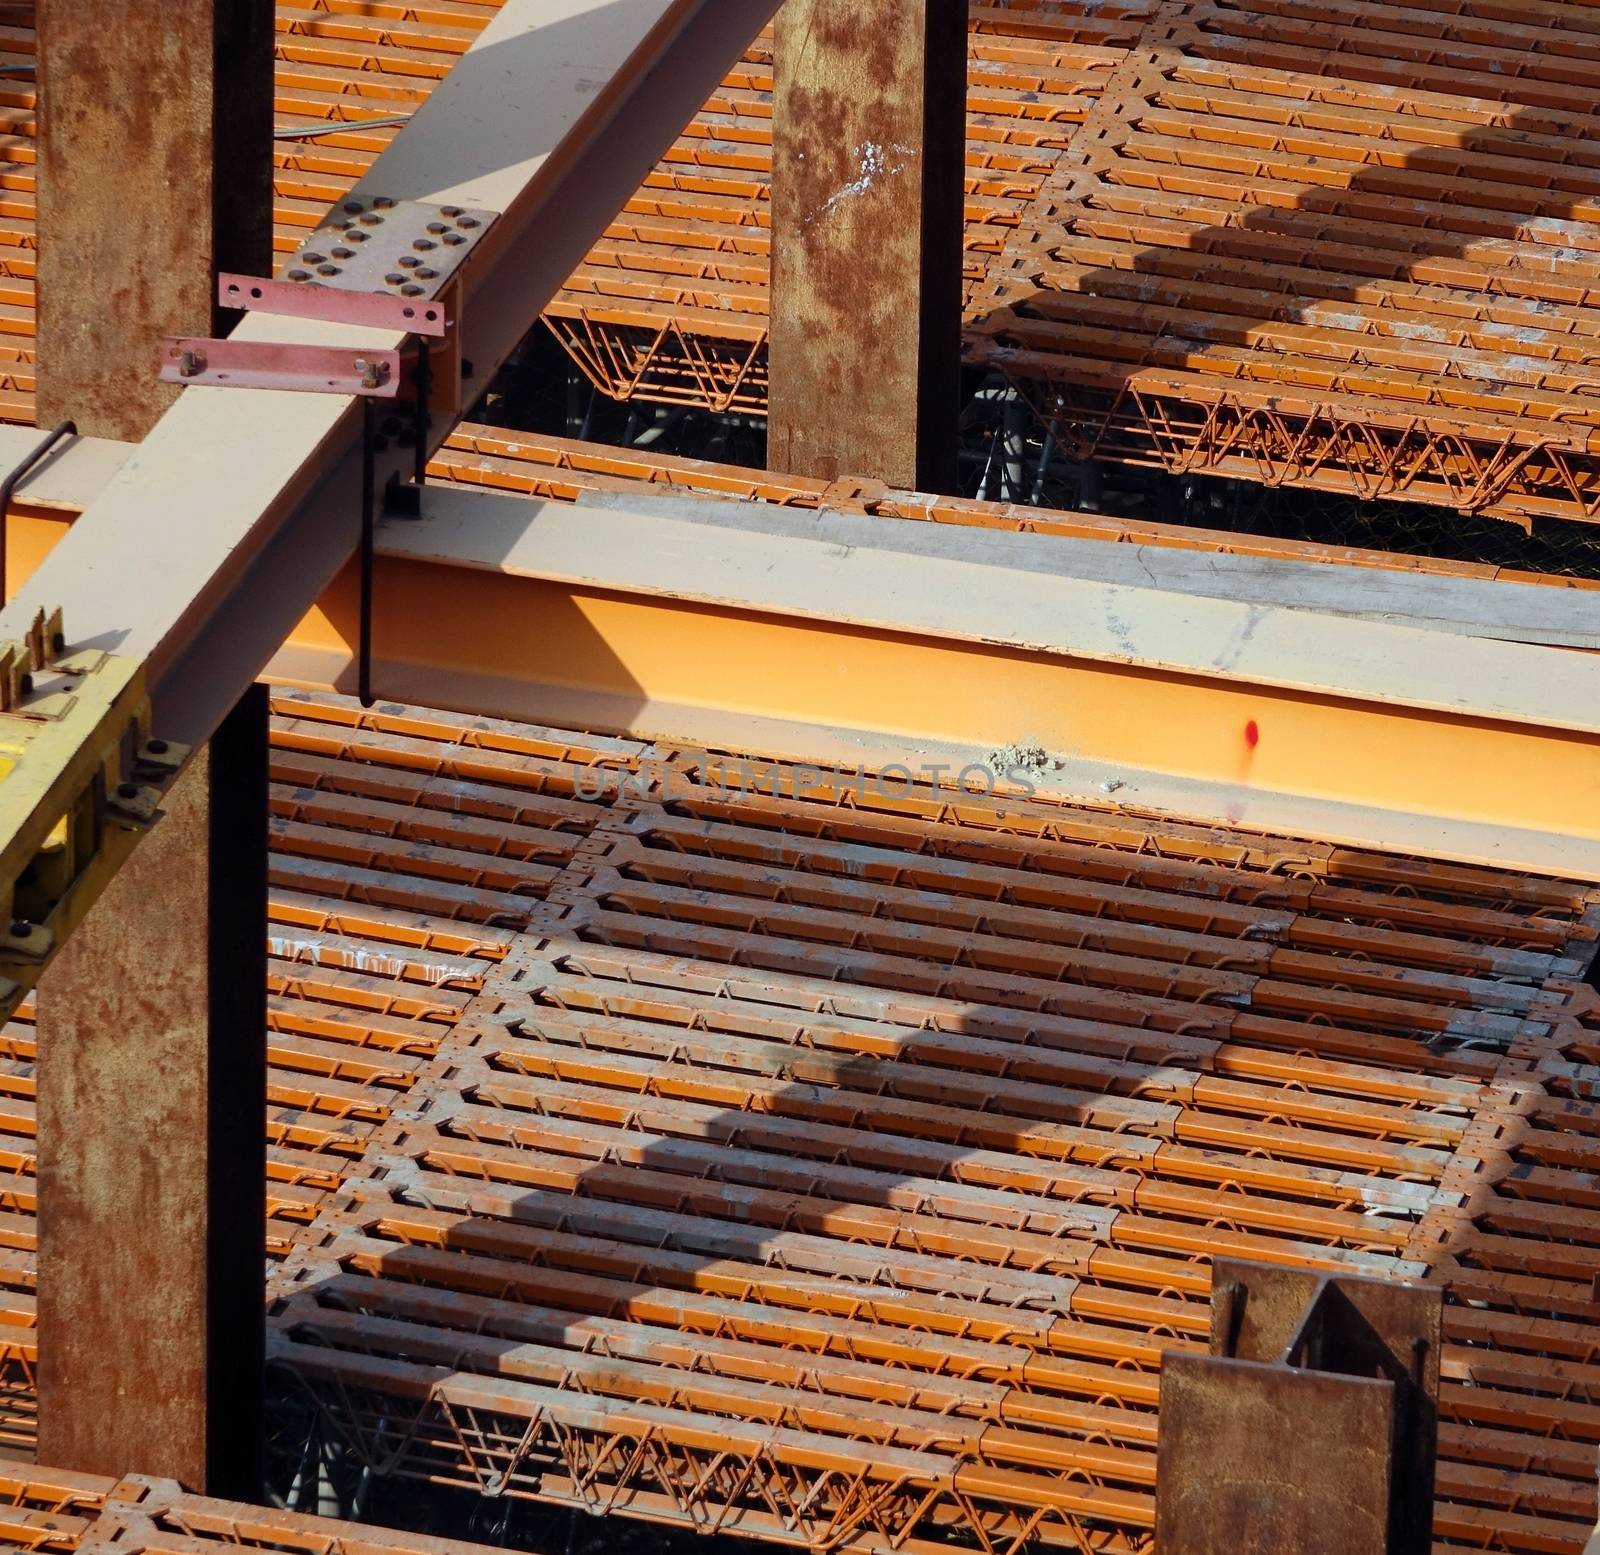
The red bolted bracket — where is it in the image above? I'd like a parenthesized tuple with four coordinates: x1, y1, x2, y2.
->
(217, 273, 451, 337)
(159, 339, 403, 397)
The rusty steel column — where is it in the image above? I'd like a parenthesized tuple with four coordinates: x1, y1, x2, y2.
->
(37, 686, 268, 1494)
(36, 0, 273, 439)
(767, 0, 966, 493)
(33, 0, 272, 1495)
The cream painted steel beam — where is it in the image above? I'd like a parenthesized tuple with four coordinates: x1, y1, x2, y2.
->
(575, 490, 1600, 651)
(0, 0, 780, 746)
(266, 488, 1600, 879)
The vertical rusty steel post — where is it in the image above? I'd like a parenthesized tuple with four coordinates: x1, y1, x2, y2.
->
(1158, 1259, 1442, 1555)
(36, 0, 273, 439)
(767, 0, 966, 493)
(37, 686, 268, 1495)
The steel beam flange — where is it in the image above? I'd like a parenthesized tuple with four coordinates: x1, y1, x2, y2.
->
(282, 195, 498, 303)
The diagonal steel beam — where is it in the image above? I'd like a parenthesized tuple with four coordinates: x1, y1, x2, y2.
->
(0, 0, 783, 748)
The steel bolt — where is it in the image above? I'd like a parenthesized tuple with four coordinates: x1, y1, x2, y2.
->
(374, 196, 395, 208)
(178, 349, 204, 378)
(116, 782, 140, 800)
(147, 738, 169, 754)
(288, 268, 311, 281)
(343, 200, 363, 214)
(9, 920, 30, 938)
(416, 266, 437, 281)
(457, 215, 480, 229)
(427, 221, 447, 234)
(360, 213, 383, 227)
(441, 205, 462, 217)
(401, 283, 425, 297)
(355, 358, 382, 390)
(412, 238, 436, 252)
(399, 255, 420, 269)
(385, 272, 405, 287)
(318, 264, 341, 277)
(303, 251, 325, 265)
(332, 245, 354, 259)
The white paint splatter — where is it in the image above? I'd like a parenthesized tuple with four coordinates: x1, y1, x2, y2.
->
(808, 141, 914, 226)
(269, 933, 471, 987)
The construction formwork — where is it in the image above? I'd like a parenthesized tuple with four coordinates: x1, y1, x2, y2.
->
(0, 686, 1592, 1553)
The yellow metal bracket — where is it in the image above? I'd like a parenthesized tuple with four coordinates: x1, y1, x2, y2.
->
(0, 609, 187, 1020)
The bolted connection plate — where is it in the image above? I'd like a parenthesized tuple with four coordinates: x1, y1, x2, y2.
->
(280, 194, 497, 303)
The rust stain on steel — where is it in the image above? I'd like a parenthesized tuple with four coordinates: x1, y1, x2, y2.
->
(36, 687, 267, 1495)
(767, 0, 965, 493)
(35, 0, 273, 439)
(1160, 1355, 1396, 1554)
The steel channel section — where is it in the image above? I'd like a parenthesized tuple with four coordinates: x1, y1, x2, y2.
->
(36, 687, 268, 1495)
(34, 0, 273, 441)
(1158, 1259, 1442, 1555)
(1, 0, 787, 754)
(767, 0, 966, 492)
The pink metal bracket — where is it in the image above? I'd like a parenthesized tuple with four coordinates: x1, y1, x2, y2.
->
(218, 274, 450, 338)
(158, 339, 403, 397)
